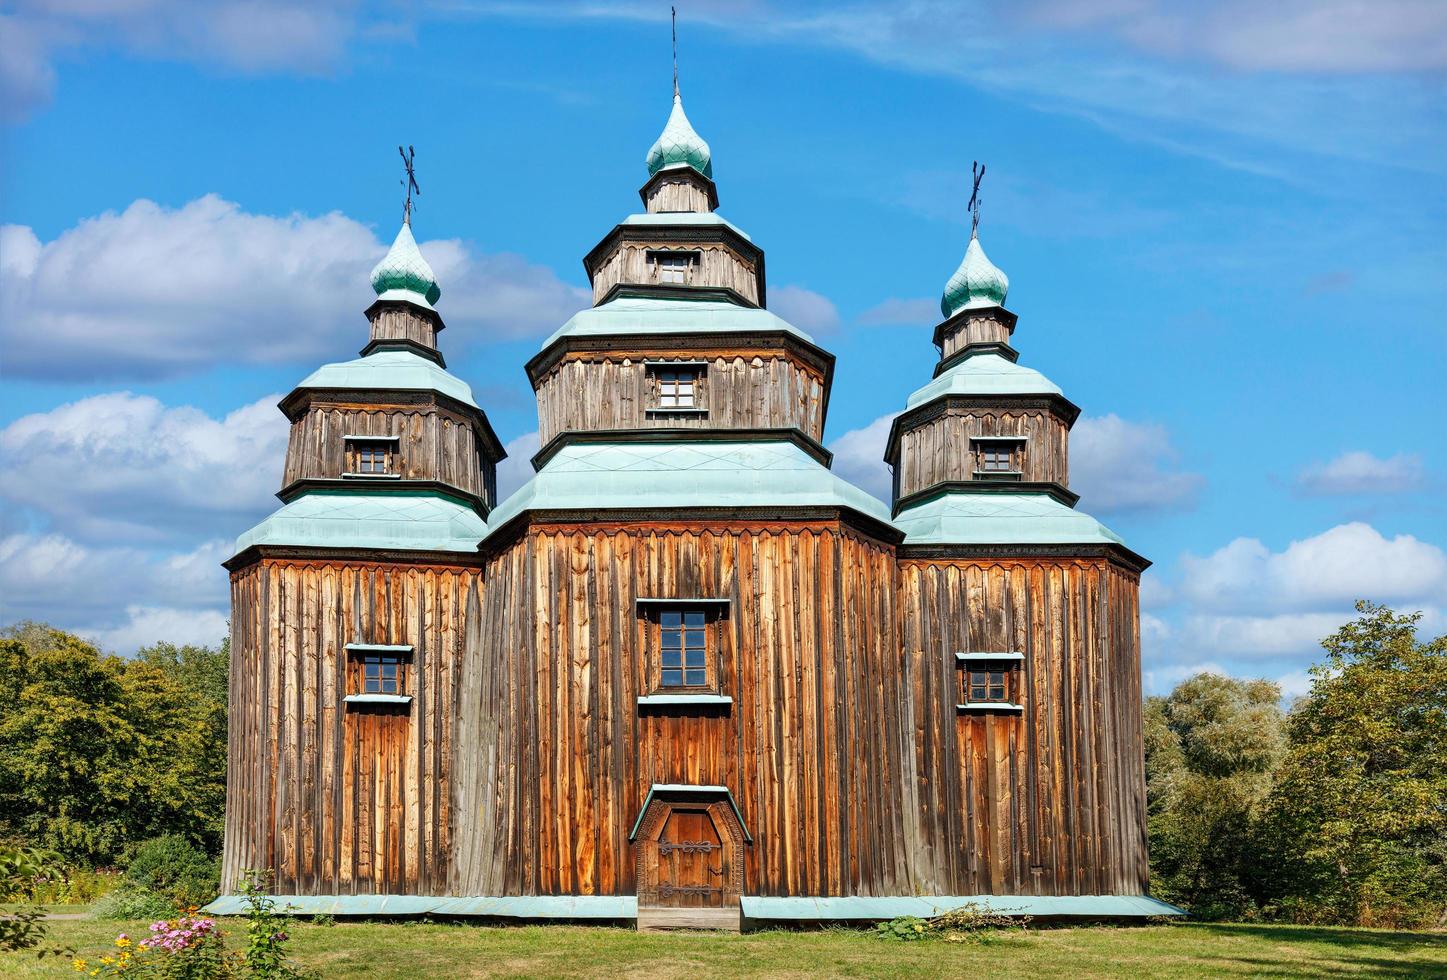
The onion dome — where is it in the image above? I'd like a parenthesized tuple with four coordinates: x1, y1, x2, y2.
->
(646, 90, 713, 180)
(370, 221, 441, 308)
(940, 231, 1008, 318)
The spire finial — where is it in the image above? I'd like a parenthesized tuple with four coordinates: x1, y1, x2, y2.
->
(399, 144, 419, 226)
(671, 6, 679, 100)
(968, 160, 985, 238)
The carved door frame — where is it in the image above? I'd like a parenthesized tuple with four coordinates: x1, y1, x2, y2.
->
(631, 785, 750, 908)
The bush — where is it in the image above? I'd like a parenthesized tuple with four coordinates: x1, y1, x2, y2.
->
(122, 835, 219, 909)
(92, 885, 177, 922)
(876, 903, 1030, 944)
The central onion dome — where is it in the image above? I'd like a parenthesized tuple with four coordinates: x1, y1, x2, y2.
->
(645, 90, 713, 179)
(940, 231, 1008, 318)
(370, 221, 442, 308)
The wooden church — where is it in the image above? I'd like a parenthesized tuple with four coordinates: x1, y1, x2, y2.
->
(214, 65, 1177, 928)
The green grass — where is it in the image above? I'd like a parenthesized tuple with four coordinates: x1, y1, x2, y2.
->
(9, 918, 1445, 978)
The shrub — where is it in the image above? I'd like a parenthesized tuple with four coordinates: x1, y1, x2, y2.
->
(875, 903, 1030, 944)
(92, 886, 177, 922)
(122, 836, 219, 910)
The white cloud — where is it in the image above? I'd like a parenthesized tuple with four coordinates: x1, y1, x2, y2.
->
(1180, 611, 1351, 658)
(0, 392, 288, 543)
(0, 1, 363, 121)
(0, 195, 587, 381)
(1178, 522, 1447, 615)
(80, 606, 230, 656)
(0, 533, 230, 643)
(1071, 414, 1202, 514)
(1295, 450, 1427, 496)
(856, 297, 939, 328)
(770, 285, 840, 334)
(495, 430, 541, 503)
(827, 413, 895, 501)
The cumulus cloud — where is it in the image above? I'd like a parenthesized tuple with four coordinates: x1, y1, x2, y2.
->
(770, 285, 841, 334)
(1294, 450, 1427, 496)
(81, 606, 230, 656)
(827, 413, 895, 501)
(1071, 414, 1202, 514)
(1178, 523, 1447, 616)
(856, 297, 939, 328)
(0, 1, 365, 121)
(0, 196, 587, 382)
(0, 392, 288, 543)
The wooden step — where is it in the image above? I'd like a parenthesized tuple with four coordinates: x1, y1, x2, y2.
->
(636, 906, 742, 932)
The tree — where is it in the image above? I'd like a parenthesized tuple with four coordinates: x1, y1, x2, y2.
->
(1259, 602, 1446, 928)
(1144, 673, 1285, 919)
(0, 624, 229, 866)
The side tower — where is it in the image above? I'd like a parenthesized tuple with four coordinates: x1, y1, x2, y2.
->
(885, 173, 1152, 900)
(220, 202, 505, 901)
(451, 62, 913, 928)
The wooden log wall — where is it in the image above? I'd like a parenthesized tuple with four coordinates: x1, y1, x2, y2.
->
(534, 351, 827, 445)
(590, 243, 759, 305)
(222, 558, 480, 896)
(894, 409, 1069, 498)
(940, 311, 1013, 359)
(895, 557, 1149, 896)
(368, 306, 439, 352)
(282, 401, 495, 505)
(644, 177, 713, 214)
(450, 520, 913, 899)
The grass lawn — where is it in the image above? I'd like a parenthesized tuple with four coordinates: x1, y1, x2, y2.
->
(8, 917, 1444, 978)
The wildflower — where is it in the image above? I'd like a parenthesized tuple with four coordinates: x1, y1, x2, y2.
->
(71, 958, 87, 972)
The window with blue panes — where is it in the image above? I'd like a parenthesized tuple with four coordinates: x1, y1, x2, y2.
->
(363, 654, 404, 695)
(659, 608, 709, 688)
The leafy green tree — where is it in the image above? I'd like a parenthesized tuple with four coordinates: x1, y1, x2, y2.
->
(0, 624, 228, 867)
(1144, 673, 1285, 919)
(1258, 602, 1446, 928)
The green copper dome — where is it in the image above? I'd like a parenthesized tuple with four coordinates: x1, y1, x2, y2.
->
(370, 221, 441, 308)
(646, 91, 713, 180)
(941, 232, 1008, 318)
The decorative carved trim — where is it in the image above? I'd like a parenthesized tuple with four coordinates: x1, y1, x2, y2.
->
(223, 544, 485, 573)
(634, 794, 747, 908)
(897, 542, 1151, 574)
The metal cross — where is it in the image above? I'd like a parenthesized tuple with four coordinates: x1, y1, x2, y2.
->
(671, 6, 679, 98)
(399, 145, 420, 225)
(968, 160, 985, 236)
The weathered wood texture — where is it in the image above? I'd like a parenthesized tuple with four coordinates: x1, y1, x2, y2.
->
(282, 401, 496, 505)
(450, 520, 913, 899)
(939, 311, 1013, 359)
(534, 352, 827, 444)
(222, 558, 480, 896)
(893, 409, 1070, 499)
(368, 306, 439, 352)
(896, 557, 1149, 896)
(644, 175, 713, 215)
(590, 243, 759, 305)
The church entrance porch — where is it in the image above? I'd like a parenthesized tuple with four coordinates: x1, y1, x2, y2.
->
(631, 784, 749, 931)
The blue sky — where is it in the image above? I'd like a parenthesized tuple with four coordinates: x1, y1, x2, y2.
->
(1, 1, 1443, 694)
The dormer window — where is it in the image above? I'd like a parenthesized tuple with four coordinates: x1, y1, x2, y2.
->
(972, 436, 1025, 481)
(343, 435, 400, 479)
(650, 250, 696, 285)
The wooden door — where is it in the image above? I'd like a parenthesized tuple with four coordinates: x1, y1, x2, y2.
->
(657, 808, 726, 907)
(634, 794, 747, 930)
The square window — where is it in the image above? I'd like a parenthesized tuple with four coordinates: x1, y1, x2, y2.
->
(656, 606, 713, 690)
(978, 445, 1016, 472)
(657, 369, 698, 409)
(350, 439, 394, 475)
(653, 252, 694, 284)
(361, 654, 405, 695)
(965, 668, 1010, 704)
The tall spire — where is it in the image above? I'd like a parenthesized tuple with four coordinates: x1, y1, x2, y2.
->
(645, 8, 713, 179)
(941, 162, 1008, 317)
(371, 146, 441, 308)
